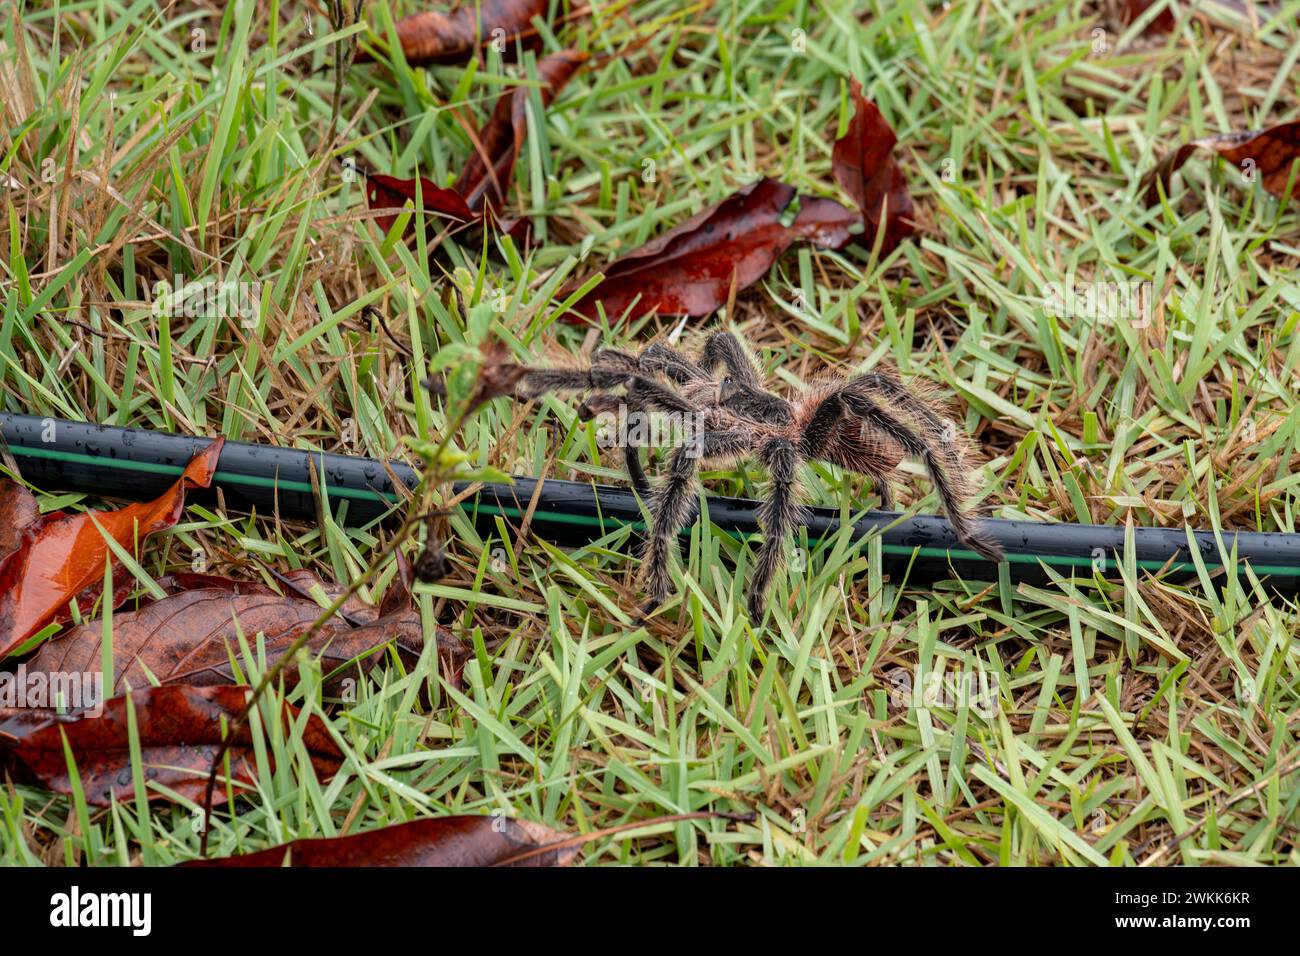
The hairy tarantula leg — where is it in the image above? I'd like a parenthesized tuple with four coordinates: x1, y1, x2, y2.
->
(850, 373, 975, 511)
(700, 332, 762, 385)
(840, 392, 1004, 562)
(625, 445, 651, 499)
(639, 449, 703, 615)
(568, 391, 652, 497)
(850, 372, 964, 467)
(638, 343, 710, 384)
(623, 375, 698, 416)
(573, 391, 621, 421)
(593, 342, 710, 388)
(516, 365, 637, 399)
(851, 371, 949, 433)
(799, 392, 844, 459)
(516, 368, 596, 398)
(801, 394, 895, 511)
(554, 370, 697, 418)
(589, 347, 640, 373)
(639, 429, 751, 617)
(747, 438, 806, 621)
(518, 360, 700, 505)
(874, 479, 894, 511)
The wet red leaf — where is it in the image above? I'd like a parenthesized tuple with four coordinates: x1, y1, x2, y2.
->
(0, 440, 223, 659)
(180, 815, 578, 866)
(19, 564, 470, 696)
(0, 477, 40, 559)
(562, 179, 858, 324)
(831, 79, 915, 254)
(355, 0, 548, 67)
(1144, 120, 1300, 204)
(0, 684, 342, 807)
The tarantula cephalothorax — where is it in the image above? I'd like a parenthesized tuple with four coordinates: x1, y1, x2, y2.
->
(516, 332, 1002, 620)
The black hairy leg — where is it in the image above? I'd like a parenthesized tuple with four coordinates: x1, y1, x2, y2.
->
(636, 343, 710, 384)
(837, 389, 1002, 562)
(700, 331, 762, 385)
(800, 391, 895, 510)
(639, 429, 751, 617)
(747, 438, 807, 621)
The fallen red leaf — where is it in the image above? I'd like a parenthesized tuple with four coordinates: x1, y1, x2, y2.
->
(355, 0, 548, 67)
(1123, 0, 1178, 32)
(365, 50, 586, 236)
(1143, 121, 1300, 204)
(456, 50, 588, 214)
(1122, 0, 1283, 35)
(0, 477, 40, 559)
(562, 178, 858, 324)
(19, 564, 470, 696)
(0, 684, 342, 806)
(832, 79, 915, 254)
(180, 815, 578, 866)
(368, 172, 476, 232)
(365, 172, 475, 234)
(560, 82, 914, 325)
(0, 440, 224, 659)
(157, 568, 373, 618)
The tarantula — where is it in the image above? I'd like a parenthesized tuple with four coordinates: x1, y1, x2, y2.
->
(516, 332, 1002, 620)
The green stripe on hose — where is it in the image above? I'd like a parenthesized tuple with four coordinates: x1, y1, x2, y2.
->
(7, 444, 399, 503)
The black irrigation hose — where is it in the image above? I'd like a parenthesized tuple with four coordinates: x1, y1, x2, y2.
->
(3, 412, 1299, 593)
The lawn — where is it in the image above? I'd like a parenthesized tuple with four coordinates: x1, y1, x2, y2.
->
(1, 0, 1299, 866)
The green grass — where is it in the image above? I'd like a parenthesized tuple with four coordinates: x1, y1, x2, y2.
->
(2, 0, 1300, 865)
